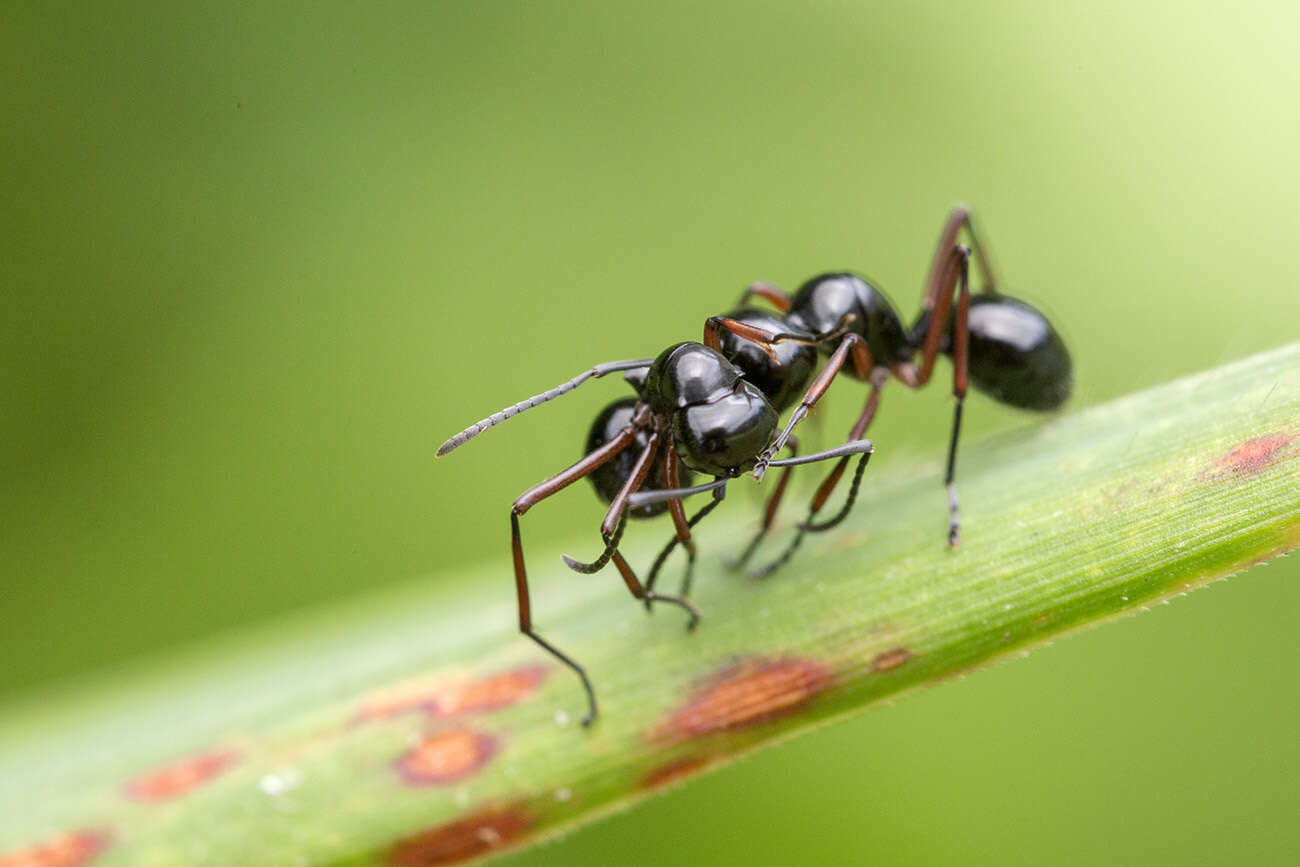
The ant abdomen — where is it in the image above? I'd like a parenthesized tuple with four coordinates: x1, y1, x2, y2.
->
(958, 295, 1072, 411)
(585, 398, 688, 518)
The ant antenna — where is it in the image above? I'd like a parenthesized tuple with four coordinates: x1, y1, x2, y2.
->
(436, 358, 653, 457)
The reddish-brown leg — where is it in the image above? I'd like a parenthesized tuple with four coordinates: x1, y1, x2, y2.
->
(640, 432, 697, 609)
(753, 332, 874, 480)
(611, 549, 701, 629)
(920, 205, 998, 302)
(729, 435, 799, 571)
(738, 281, 793, 312)
(899, 243, 972, 545)
(562, 433, 662, 573)
(747, 383, 881, 579)
(644, 484, 727, 601)
(510, 426, 639, 725)
(748, 435, 876, 580)
(801, 378, 884, 531)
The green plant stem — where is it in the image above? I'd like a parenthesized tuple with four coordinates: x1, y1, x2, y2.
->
(3, 344, 1299, 866)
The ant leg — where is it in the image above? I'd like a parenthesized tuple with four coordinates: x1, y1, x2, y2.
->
(511, 427, 639, 726)
(753, 333, 874, 480)
(920, 205, 998, 303)
(746, 439, 875, 580)
(562, 433, 661, 573)
(737, 281, 793, 312)
(730, 436, 799, 571)
(638, 432, 696, 610)
(943, 254, 971, 546)
(800, 378, 884, 533)
(611, 548, 701, 631)
(645, 481, 727, 604)
(899, 245, 972, 546)
(702, 316, 822, 359)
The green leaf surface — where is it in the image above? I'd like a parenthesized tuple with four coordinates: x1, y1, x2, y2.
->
(3, 343, 1299, 866)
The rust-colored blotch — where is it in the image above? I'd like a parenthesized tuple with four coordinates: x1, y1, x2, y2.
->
(430, 666, 548, 718)
(123, 749, 238, 803)
(1218, 433, 1294, 475)
(652, 657, 832, 741)
(641, 756, 714, 790)
(386, 806, 531, 866)
(354, 674, 447, 723)
(871, 646, 912, 672)
(0, 829, 109, 867)
(396, 730, 497, 785)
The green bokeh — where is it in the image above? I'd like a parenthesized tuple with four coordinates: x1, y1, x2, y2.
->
(3, 2, 1298, 864)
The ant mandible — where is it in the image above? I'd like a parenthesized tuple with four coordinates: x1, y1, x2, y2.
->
(699, 205, 1072, 578)
(437, 337, 874, 726)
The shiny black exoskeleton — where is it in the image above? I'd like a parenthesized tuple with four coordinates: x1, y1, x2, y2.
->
(934, 294, 1071, 411)
(436, 338, 869, 726)
(584, 342, 777, 518)
(586, 398, 686, 519)
(644, 343, 780, 476)
(434, 204, 1064, 726)
(717, 272, 1071, 415)
(697, 206, 1072, 570)
(710, 308, 819, 411)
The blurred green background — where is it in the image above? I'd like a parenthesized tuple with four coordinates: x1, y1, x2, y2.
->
(4, 1, 1299, 863)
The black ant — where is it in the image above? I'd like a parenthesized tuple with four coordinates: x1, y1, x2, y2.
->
(698, 205, 1072, 578)
(437, 340, 874, 726)
(436, 205, 1070, 725)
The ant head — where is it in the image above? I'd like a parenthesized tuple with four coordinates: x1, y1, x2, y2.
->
(673, 380, 779, 477)
(643, 343, 743, 415)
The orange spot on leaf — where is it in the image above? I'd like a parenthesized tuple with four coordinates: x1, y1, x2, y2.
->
(123, 748, 239, 803)
(641, 756, 714, 790)
(651, 657, 832, 742)
(0, 830, 109, 867)
(386, 806, 532, 866)
(430, 666, 548, 718)
(356, 666, 547, 725)
(1217, 433, 1295, 476)
(354, 674, 447, 723)
(396, 730, 498, 785)
(871, 646, 912, 672)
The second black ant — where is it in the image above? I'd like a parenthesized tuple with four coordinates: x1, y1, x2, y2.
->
(698, 205, 1072, 577)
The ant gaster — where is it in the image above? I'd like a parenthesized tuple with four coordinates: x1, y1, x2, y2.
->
(437, 340, 873, 726)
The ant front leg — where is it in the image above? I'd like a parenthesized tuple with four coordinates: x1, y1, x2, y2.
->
(729, 435, 799, 571)
(612, 548, 701, 631)
(645, 480, 728, 605)
(562, 432, 662, 574)
(510, 426, 638, 726)
(642, 432, 698, 609)
(753, 332, 874, 480)
(562, 433, 702, 628)
(901, 243, 972, 547)
(800, 374, 885, 532)
(737, 281, 793, 312)
(746, 439, 875, 580)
